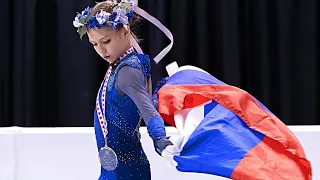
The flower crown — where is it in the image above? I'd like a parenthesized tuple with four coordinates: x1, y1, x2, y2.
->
(73, 1, 135, 40)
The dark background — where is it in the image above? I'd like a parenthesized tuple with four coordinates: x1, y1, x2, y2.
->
(0, 0, 319, 127)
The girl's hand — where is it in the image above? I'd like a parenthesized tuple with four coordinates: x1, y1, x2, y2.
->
(153, 136, 173, 156)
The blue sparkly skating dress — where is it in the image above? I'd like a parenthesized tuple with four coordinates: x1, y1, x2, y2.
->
(94, 49, 154, 180)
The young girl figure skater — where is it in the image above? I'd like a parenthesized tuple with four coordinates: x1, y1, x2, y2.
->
(73, 1, 173, 179)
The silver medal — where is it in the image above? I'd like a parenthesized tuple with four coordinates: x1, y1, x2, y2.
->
(99, 146, 118, 171)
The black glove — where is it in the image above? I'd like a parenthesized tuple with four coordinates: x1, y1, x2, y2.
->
(153, 136, 174, 156)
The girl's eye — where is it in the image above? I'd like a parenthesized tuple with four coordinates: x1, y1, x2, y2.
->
(103, 39, 111, 44)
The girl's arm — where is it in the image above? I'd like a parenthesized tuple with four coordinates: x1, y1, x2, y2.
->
(115, 66, 172, 155)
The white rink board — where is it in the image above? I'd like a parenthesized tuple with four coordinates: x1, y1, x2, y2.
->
(0, 126, 319, 180)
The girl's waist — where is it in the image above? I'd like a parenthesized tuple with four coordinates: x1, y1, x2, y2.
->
(117, 150, 148, 164)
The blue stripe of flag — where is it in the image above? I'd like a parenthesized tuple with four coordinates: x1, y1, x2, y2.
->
(173, 101, 265, 178)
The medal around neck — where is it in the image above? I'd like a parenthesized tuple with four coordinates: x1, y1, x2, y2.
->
(96, 66, 118, 171)
(99, 145, 118, 171)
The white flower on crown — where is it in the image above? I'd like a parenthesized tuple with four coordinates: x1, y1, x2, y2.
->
(96, 10, 111, 25)
(73, 16, 84, 28)
(113, 8, 129, 25)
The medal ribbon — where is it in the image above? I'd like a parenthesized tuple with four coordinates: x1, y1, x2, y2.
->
(96, 47, 135, 141)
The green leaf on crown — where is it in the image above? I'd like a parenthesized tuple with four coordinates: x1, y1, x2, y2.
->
(79, 18, 86, 25)
(78, 26, 87, 40)
(120, 2, 131, 12)
(86, 14, 93, 21)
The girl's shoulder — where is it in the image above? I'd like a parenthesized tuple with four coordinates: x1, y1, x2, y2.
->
(115, 52, 151, 77)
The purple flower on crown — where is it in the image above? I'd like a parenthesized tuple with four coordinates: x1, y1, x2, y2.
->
(111, 22, 119, 29)
(76, 13, 82, 19)
(82, 7, 90, 16)
(126, 10, 134, 21)
(73, 15, 84, 28)
(110, 12, 117, 21)
(96, 10, 111, 24)
(129, 1, 134, 8)
(87, 17, 99, 29)
(113, 8, 128, 25)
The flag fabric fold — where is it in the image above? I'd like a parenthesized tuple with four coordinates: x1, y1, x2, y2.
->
(157, 66, 312, 180)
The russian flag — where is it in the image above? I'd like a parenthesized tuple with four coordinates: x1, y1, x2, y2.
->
(157, 63, 312, 180)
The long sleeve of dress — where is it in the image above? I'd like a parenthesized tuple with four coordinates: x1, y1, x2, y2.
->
(115, 66, 160, 125)
(115, 65, 171, 155)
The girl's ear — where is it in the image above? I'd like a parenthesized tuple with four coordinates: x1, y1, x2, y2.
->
(123, 27, 130, 37)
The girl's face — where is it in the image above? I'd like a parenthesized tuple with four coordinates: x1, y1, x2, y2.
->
(87, 26, 131, 64)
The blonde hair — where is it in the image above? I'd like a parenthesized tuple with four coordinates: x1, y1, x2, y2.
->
(88, 1, 141, 42)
